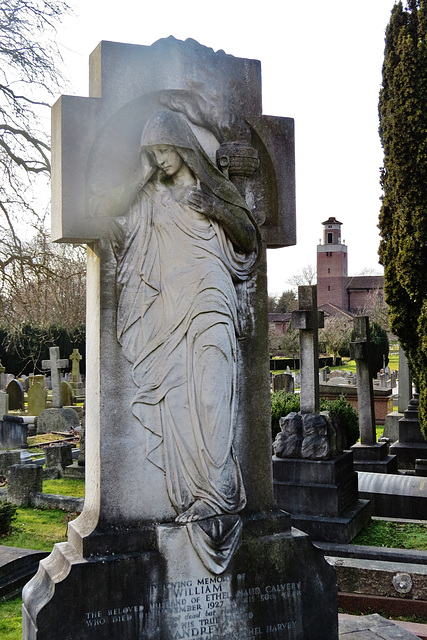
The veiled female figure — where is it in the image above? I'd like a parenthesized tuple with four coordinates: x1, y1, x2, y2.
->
(109, 110, 258, 524)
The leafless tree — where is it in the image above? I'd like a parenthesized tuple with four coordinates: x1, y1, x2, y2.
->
(287, 264, 317, 288)
(319, 316, 352, 366)
(0, 0, 70, 283)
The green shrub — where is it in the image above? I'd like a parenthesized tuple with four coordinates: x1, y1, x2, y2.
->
(271, 392, 360, 448)
(0, 502, 17, 536)
(320, 395, 360, 448)
(271, 392, 301, 439)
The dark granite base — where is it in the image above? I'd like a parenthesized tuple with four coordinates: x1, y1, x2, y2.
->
(22, 515, 338, 640)
(0, 546, 48, 599)
(273, 452, 359, 517)
(389, 441, 427, 470)
(289, 499, 371, 544)
(358, 471, 427, 519)
(350, 442, 398, 474)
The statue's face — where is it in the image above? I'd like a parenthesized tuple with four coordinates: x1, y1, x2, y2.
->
(151, 145, 183, 176)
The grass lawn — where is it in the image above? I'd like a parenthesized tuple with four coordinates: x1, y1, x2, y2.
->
(43, 477, 85, 498)
(0, 597, 22, 640)
(0, 507, 77, 551)
(353, 519, 427, 550)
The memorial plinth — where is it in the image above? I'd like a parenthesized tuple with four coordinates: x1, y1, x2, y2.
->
(22, 38, 338, 640)
(273, 451, 371, 543)
(390, 395, 427, 470)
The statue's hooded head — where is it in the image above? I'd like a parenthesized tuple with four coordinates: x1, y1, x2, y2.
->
(140, 110, 250, 215)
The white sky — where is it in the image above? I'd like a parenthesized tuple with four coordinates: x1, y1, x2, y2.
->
(55, 0, 398, 295)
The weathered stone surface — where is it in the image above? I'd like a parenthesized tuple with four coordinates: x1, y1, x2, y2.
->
(0, 416, 28, 449)
(61, 380, 75, 407)
(22, 37, 338, 640)
(23, 523, 338, 640)
(45, 443, 73, 471)
(27, 382, 47, 416)
(36, 408, 79, 433)
(358, 471, 427, 519)
(6, 379, 24, 410)
(7, 464, 43, 506)
(338, 614, 421, 639)
(0, 450, 20, 475)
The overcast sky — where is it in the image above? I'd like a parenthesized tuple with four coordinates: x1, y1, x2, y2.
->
(56, 0, 398, 294)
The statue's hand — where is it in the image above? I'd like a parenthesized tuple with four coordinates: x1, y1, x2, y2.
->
(186, 187, 218, 219)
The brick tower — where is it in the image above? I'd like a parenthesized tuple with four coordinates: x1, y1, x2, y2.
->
(317, 217, 348, 309)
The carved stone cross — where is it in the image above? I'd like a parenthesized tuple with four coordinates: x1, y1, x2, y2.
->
(350, 316, 376, 445)
(69, 349, 82, 385)
(41, 346, 69, 409)
(291, 285, 324, 414)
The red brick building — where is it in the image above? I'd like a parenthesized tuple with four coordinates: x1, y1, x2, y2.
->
(317, 217, 383, 312)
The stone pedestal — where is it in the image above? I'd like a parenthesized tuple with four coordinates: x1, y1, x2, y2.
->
(45, 443, 73, 474)
(23, 514, 338, 640)
(390, 395, 427, 470)
(7, 464, 43, 506)
(350, 442, 397, 473)
(273, 452, 371, 543)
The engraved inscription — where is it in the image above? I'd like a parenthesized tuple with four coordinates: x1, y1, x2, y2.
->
(83, 576, 302, 637)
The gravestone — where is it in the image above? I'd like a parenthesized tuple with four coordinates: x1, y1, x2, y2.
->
(0, 415, 28, 449)
(390, 393, 427, 469)
(273, 287, 371, 542)
(0, 360, 5, 390)
(42, 346, 69, 409)
(70, 349, 84, 395)
(0, 390, 9, 417)
(271, 372, 294, 393)
(350, 316, 397, 473)
(61, 380, 75, 407)
(22, 38, 338, 640)
(27, 382, 47, 417)
(38, 348, 78, 433)
(6, 379, 24, 411)
(384, 347, 413, 442)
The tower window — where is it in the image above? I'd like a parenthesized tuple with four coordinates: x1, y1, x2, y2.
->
(327, 232, 333, 243)
(328, 268, 330, 274)
(328, 285, 331, 291)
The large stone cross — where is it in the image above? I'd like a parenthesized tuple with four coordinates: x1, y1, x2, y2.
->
(350, 316, 376, 445)
(292, 285, 324, 414)
(20, 39, 339, 640)
(42, 346, 69, 409)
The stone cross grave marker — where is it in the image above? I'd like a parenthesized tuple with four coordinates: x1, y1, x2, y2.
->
(398, 345, 413, 413)
(291, 285, 324, 414)
(41, 347, 69, 409)
(350, 316, 376, 445)
(22, 38, 338, 640)
(69, 349, 82, 388)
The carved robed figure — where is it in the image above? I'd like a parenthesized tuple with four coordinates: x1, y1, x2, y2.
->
(92, 109, 258, 529)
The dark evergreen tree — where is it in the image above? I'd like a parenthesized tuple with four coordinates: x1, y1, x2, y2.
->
(379, 0, 427, 433)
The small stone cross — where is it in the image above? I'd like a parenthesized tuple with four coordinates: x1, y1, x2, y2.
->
(42, 346, 69, 409)
(291, 285, 324, 414)
(350, 316, 376, 445)
(70, 349, 82, 385)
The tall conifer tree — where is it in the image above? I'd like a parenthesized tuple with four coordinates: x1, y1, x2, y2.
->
(379, 0, 427, 433)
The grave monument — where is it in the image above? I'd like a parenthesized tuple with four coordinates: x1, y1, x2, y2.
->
(350, 316, 397, 473)
(22, 38, 337, 639)
(37, 346, 79, 433)
(273, 287, 371, 542)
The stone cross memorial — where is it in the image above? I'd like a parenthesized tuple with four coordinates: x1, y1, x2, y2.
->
(350, 316, 397, 473)
(291, 285, 324, 414)
(69, 348, 82, 388)
(23, 38, 337, 639)
(42, 346, 69, 409)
